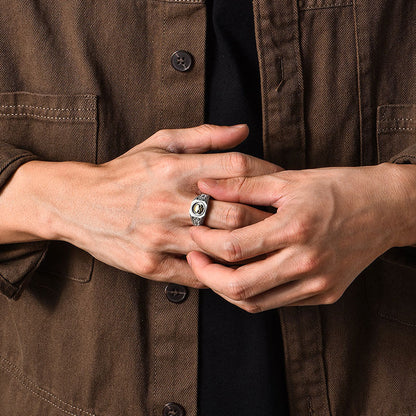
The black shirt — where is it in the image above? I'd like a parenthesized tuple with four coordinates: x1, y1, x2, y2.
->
(198, 1, 290, 415)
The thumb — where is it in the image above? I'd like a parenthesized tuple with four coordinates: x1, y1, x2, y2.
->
(149, 124, 249, 154)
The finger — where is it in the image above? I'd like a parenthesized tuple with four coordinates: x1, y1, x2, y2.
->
(150, 255, 207, 289)
(198, 175, 286, 207)
(236, 279, 318, 312)
(159, 226, 201, 254)
(286, 295, 326, 306)
(189, 217, 291, 262)
(186, 152, 280, 181)
(213, 280, 304, 312)
(203, 201, 272, 230)
(212, 276, 334, 312)
(286, 288, 342, 306)
(147, 201, 271, 254)
(186, 249, 299, 300)
(149, 124, 250, 154)
(155, 223, 268, 258)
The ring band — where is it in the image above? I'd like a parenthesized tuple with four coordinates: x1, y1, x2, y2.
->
(189, 194, 211, 226)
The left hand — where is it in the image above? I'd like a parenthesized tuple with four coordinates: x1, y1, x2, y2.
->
(187, 163, 414, 312)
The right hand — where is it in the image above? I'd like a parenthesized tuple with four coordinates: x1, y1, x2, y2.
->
(44, 124, 281, 287)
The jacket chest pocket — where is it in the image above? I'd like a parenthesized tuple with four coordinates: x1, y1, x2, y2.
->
(367, 255, 416, 328)
(0, 91, 97, 283)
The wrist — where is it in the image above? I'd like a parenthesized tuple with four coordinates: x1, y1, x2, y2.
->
(0, 160, 56, 242)
(2, 160, 99, 244)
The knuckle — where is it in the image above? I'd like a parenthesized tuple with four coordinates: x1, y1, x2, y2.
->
(241, 302, 262, 314)
(224, 205, 246, 229)
(298, 252, 321, 275)
(222, 236, 243, 262)
(189, 280, 207, 290)
(152, 129, 171, 143)
(146, 226, 168, 250)
(156, 128, 169, 137)
(197, 123, 215, 135)
(295, 220, 312, 243)
(227, 152, 250, 176)
(146, 191, 170, 216)
(308, 276, 331, 295)
(136, 254, 159, 277)
(288, 214, 315, 243)
(157, 154, 181, 178)
(224, 279, 248, 301)
(322, 291, 341, 305)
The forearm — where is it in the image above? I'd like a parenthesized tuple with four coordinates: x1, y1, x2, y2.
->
(0, 160, 96, 245)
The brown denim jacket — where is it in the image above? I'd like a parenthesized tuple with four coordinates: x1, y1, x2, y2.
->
(0, 1, 415, 415)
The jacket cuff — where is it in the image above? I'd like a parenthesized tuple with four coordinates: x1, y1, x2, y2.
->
(389, 144, 416, 165)
(0, 142, 40, 188)
(385, 144, 416, 250)
(0, 142, 49, 300)
(0, 242, 49, 300)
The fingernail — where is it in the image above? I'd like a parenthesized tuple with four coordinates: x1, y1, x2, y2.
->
(187, 254, 193, 266)
(231, 124, 247, 129)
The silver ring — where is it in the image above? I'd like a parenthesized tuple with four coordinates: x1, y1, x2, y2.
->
(189, 194, 211, 226)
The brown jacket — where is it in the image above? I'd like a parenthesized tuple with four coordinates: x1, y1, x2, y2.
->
(0, 1, 415, 415)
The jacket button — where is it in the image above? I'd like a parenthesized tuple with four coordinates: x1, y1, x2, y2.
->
(171, 50, 193, 72)
(165, 284, 188, 304)
(162, 402, 185, 416)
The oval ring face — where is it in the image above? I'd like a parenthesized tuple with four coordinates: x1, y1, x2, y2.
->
(189, 194, 210, 226)
(192, 201, 206, 216)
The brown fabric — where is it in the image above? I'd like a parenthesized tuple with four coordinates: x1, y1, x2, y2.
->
(0, 242, 48, 299)
(0, 1, 415, 415)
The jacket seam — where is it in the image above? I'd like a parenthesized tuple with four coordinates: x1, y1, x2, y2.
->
(378, 312, 416, 328)
(0, 104, 95, 112)
(318, 306, 333, 416)
(380, 118, 415, 122)
(379, 127, 415, 132)
(352, 0, 363, 165)
(293, 0, 307, 169)
(300, 2, 352, 11)
(0, 113, 94, 122)
(253, 0, 270, 159)
(0, 357, 97, 416)
(157, 0, 204, 3)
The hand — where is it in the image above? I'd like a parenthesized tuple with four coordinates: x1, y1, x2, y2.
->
(187, 163, 415, 310)
(19, 124, 280, 287)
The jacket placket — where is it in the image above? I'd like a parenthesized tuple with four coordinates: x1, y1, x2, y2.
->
(253, 0, 331, 414)
(146, 1, 206, 416)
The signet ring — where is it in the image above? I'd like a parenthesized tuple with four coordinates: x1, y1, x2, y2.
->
(189, 194, 211, 226)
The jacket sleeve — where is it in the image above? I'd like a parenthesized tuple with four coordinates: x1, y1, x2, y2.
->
(0, 141, 49, 300)
(389, 144, 416, 165)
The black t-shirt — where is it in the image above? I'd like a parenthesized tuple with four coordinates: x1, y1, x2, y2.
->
(198, 1, 290, 415)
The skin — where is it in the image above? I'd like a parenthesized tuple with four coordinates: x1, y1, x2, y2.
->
(187, 163, 416, 312)
(2, 123, 415, 310)
(0, 124, 279, 288)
